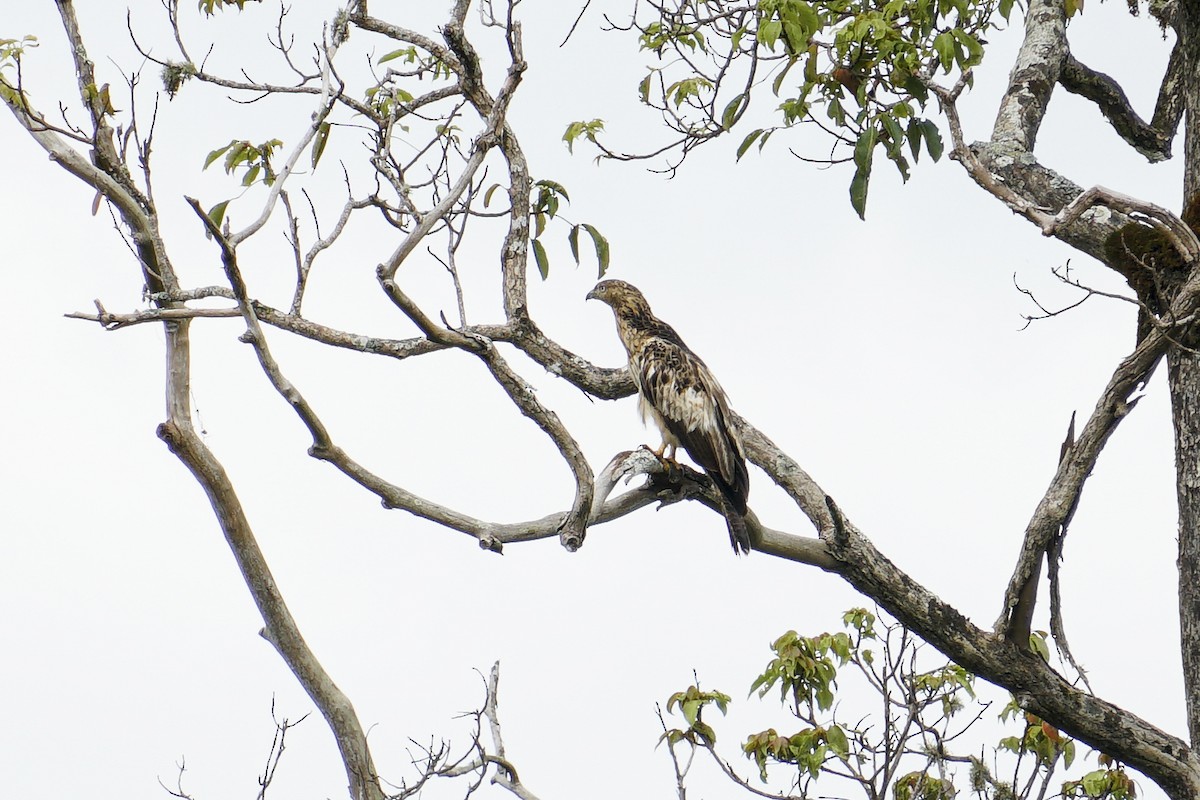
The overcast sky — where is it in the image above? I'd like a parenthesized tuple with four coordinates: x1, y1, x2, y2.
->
(0, 2, 1184, 799)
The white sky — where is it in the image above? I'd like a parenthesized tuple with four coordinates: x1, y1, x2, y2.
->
(0, 2, 1184, 799)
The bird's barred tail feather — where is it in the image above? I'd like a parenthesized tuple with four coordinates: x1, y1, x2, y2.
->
(720, 496, 751, 555)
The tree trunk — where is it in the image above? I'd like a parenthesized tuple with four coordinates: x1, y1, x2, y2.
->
(1170, 351, 1200, 747)
(1171, 0, 1200, 750)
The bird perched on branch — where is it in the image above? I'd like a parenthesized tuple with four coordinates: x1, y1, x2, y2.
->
(587, 279, 751, 554)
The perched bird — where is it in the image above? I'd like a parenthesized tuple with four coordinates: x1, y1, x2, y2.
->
(587, 279, 751, 554)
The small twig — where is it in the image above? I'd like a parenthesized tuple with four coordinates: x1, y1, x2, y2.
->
(157, 757, 195, 800)
(65, 305, 240, 329)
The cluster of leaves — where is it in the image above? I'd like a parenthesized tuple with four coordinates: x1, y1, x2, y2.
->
(201, 138, 283, 229)
(749, 626, 853, 710)
(1062, 755, 1138, 800)
(998, 698, 1077, 769)
(378, 45, 454, 82)
(660, 685, 732, 746)
(364, 47, 454, 121)
(743, 723, 851, 781)
(197, 0, 261, 17)
(204, 138, 283, 188)
(997, 700, 1139, 799)
(659, 609, 1139, 799)
(894, 770, 958, 800)
(83, 82, 119, 117)
(0, 35, 37, 103)
(562, 119, 605, 155)
(518, 179, 610, 280)
(584, 0, 1010, 217)
(0, 34, 37, 71)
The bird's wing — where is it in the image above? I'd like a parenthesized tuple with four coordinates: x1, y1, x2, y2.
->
(633, 337, 748, 512)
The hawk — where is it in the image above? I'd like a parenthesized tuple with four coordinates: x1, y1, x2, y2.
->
(587, 279, 751, 554)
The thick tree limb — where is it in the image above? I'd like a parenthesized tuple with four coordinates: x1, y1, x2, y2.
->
(1058, 48, 1180, 162)
(990, 0, 1068, 151)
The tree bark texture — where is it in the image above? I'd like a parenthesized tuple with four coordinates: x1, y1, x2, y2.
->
(1172, 0, 1200, 753)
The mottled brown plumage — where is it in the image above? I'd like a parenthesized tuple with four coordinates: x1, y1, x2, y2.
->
(587, 279, 750, 554)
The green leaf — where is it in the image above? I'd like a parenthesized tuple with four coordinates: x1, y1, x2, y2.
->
(826, 725, 849, 759)
(730, 25, 746, 51)
(1029, 631, 1051, 661)
(721, 92, 746, 130)
(792, 1, 820, 39)
(581, 223, 610, 277)
(379, 46, 417, 64)
(1081, 769, 1108, 796)
(880, 114, 905, 158)
(827, 97, 845, 126)
(533, 179, 570, 203)
(568, 224, 581, 265)
(638, 73, 652, 104)
(242, 163, 261, 187)
(849, 168, 869, 220)
(692, 720, 716, 743)
(311, 121, 331, 169)
(771, 56, 797, 96)
(736, 128, 764, 160)
(904, 74, 929, 105)
(906, 118, 923, 162)
(531, 238, 549, 280)
(204, 142, 233, 170)
(853, 126, 877, 171)
(204, 199, 231, 239)
(197, 0, 253, 16)
(932, 31, 955, 72)
(758, 19, 782, 51)
(951, 28, 984, 67)
(657, 728, 685, 748)
(920, 120, 944, 161)
(562, 120, 604, 154)
(483, 183, 504, 208)
(224, 141, 250, 173)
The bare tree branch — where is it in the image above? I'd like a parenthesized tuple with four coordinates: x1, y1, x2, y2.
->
(181, 196, 385, 800)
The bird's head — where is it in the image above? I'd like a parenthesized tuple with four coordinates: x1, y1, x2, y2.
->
(586, 279, 652, 317)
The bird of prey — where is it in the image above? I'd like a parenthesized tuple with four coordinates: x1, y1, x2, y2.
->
(587, 279, 751, 554)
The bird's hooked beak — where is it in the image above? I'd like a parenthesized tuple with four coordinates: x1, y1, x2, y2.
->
(585, 286, 601, 302)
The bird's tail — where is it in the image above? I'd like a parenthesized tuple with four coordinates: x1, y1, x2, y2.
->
(720, 496, 751, 555)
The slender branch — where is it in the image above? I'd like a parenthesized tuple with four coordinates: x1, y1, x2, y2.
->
(482, 662, 541, 800)
(442, 8, 532, 320)
(183, 196, 384, 800)
(66, 304, 240, 329)
(228, 22, 345, 245)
